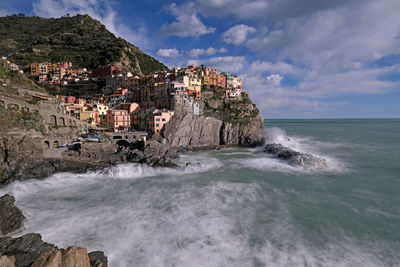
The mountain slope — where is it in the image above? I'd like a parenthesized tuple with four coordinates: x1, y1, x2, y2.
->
(0, 14, 168, 75)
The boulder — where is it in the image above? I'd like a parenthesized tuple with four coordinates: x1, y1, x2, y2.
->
(31, 248, 62, 267)
(264, 143, 329, 167)
(0, 194, 25, 235)
(88, 251, 108, 267)
(0, 233, 56, 267)
(61, 247, 90, 267)
(0, 255, 16, 267)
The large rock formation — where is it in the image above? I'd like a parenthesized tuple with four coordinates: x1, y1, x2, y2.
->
(0, 194, 25, 235)
(0, 233, 56, 267)
(0, 197, 108, 267)
(164, 111, 264, 149)
(264, 143, 329, 168)
(0, 233, 107, 267)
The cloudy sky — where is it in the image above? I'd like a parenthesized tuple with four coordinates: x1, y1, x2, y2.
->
(1, 0, 400, 118)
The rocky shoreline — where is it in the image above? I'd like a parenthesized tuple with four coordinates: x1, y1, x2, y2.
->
(0, 134, 179, 186)
(0, 109, 265, 186)
(0, 194, 108, 267)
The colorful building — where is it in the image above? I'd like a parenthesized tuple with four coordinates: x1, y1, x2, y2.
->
(107, 109, 130, 132)
(80, 110, 100, 126)
(147, 109, 174, 133)
(30, 63, 40, 76)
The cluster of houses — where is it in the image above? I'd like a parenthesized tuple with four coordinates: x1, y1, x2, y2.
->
(30, 61, 91, 85)
(34, 63, 244, 134)
(1, 57, 21, 72)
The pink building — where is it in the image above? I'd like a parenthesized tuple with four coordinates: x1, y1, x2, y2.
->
(107, 109, 130, 132)
(66, 96, 76, 104)
(59, 62, 70, 69)
(113, 88, 129, 96)
(148, 109, 174, 133)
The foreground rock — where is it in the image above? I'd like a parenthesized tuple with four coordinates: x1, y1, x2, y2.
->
(164, 111, 265, 149)
(0, 196, 108, 267)
(0, 195, 25, 235)
(88, 251, 108, 267)
(0, 233, 108, 267)
(264, 143, 329, 168)
(0, 233, 56, 266)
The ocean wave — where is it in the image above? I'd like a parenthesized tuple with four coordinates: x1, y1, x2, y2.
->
(262, 127, 348, 173)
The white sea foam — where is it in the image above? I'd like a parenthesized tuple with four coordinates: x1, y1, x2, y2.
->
(2, 171, 394, 267)
(0, 126, 393, 266)
(262, 127, 348, 173)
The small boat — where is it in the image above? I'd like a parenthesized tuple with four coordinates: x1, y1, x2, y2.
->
(88, 136, 102, 143)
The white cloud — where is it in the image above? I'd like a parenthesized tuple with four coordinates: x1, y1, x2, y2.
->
(186, 56, 246, 73)
(249, 61, 299, 75)
(221, 24, 256, 45)
(266, 74, 283, 86)
(157, 48, 181, 58)
(32, 0, 151, 49)
(187, 47, 226, 58)
(158, 3, 216, 38)
(246, 0, 400, 72)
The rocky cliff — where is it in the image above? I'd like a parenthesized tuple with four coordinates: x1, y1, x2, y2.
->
(164, 111, 264, 149)
(164, 91, 265, 149)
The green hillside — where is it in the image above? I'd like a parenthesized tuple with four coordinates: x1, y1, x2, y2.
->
(0, 14, 168, 75)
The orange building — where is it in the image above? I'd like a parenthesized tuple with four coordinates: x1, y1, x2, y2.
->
(30, 63, 40, 76)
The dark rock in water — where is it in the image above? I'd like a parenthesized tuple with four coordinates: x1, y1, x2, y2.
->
(264, 143, 328, 167)
(0, 233, 56, 267)
(88, 251, 108, 267)
(0, 194, 25, 235)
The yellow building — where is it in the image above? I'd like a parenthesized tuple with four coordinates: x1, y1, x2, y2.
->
(79, 110, 100, 126)
(188, 74, 202, 97)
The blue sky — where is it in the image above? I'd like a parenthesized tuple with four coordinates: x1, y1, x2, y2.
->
(1, 0, 400, 119)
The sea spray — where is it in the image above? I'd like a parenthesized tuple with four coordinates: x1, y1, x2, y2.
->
(1, 120, 399, 266)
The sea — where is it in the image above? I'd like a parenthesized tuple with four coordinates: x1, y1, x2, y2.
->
(1, 119, 399, 267)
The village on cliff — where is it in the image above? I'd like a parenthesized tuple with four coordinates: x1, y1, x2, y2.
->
(26, 60, 244, 135)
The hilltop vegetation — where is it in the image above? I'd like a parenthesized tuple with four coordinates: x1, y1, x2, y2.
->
(0, 65, 45, 94)
(0, 14, 167, 75)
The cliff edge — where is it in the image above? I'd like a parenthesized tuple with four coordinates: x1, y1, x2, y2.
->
(163, 90, 265, 149)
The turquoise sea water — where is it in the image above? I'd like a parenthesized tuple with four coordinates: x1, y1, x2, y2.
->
(1, 119, 399, 266)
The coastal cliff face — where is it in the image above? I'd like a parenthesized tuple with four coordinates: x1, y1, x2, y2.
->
(163, 91, 265, 150)
(163, 111, 265, 149)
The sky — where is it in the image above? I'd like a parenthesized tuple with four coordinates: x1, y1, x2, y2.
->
(1, 0, 400, 119)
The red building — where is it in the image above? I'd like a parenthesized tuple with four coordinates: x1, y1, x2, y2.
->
(93, 65, 122, 77)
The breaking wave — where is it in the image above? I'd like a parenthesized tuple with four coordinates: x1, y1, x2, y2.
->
(255, 127, 348, 173)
